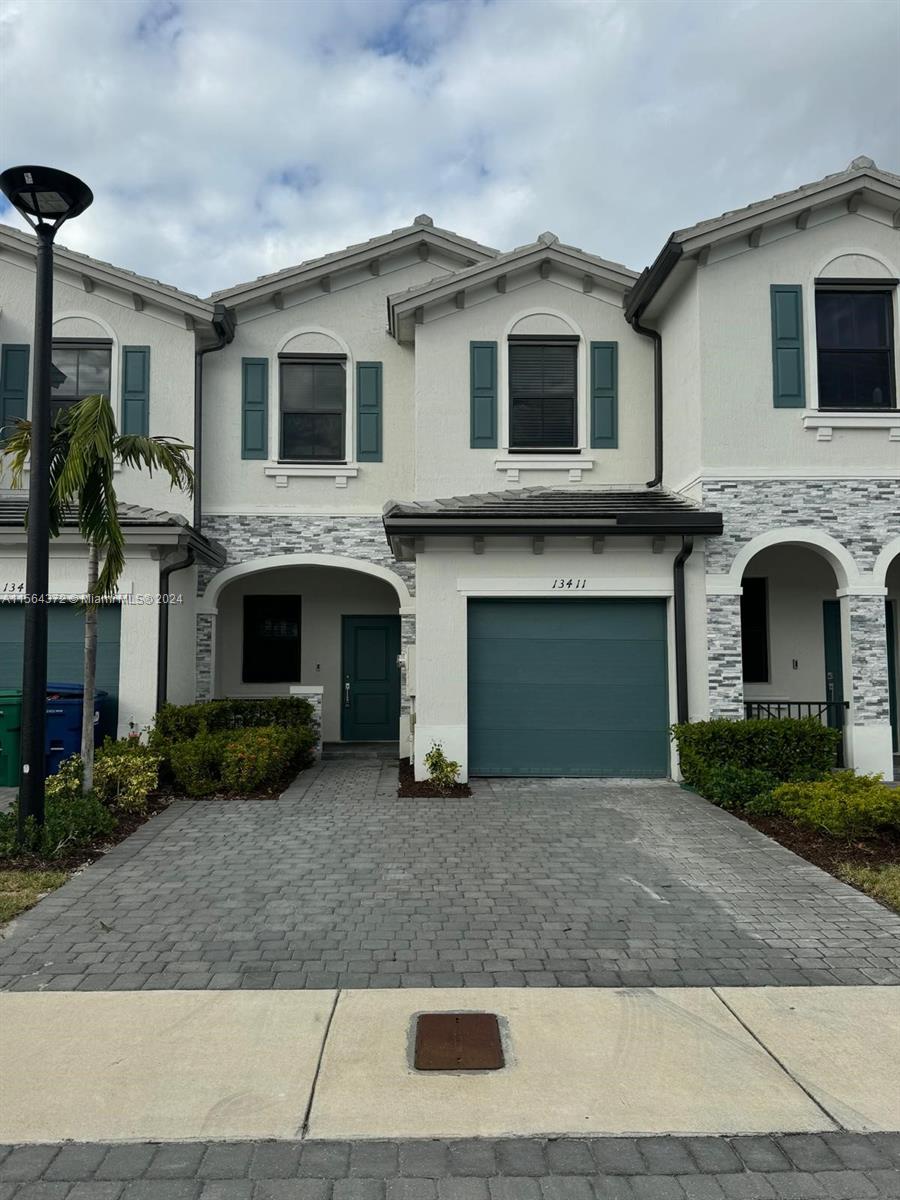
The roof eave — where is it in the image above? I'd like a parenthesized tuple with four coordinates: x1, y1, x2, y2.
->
(383, 512, 723, 538)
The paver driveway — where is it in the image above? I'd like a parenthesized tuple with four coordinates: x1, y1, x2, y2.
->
(2, 758, 899, 990)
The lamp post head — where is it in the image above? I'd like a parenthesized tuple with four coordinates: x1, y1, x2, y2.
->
(0, 164, 92, 236)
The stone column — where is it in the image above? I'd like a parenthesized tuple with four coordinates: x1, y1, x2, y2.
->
(399, 610, 416, 761)
(195, 612, 216, 702)
(705, 589, 745, 720)
(841, 589, 893, 776)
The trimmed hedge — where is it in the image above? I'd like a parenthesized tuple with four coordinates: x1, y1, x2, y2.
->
(153, 697, 316, 743)
(167, 724, 316, 797)
(672, 717, 841, 810)
(772, 772, 900, 838)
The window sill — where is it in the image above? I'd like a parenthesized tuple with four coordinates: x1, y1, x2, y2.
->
(802, 410, 900, 441)
(494, 455, 595, 483)
(264, 464, 359, 488)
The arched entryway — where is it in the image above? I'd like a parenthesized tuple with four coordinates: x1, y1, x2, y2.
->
(200, 556, 412, 745)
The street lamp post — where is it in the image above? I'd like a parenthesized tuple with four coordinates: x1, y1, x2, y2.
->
(0, 166, 92, 840)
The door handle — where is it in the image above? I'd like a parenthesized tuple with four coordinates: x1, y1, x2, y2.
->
(344, 680, 351, 708)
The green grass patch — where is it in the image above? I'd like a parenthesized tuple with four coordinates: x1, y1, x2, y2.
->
(838, 863, 900, 913)
(0, 869, 69, 925)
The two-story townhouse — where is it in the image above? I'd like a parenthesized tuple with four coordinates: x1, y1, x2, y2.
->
(0, 225, 226, 740)
(1, 157, 897, 782)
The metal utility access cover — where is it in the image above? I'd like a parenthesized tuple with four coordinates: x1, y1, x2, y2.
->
(414, 1012, 505, 1071)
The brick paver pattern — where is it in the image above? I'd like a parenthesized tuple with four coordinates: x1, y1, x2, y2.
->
(1, 760, 899, 991)
(1, 1134, 899, 1198)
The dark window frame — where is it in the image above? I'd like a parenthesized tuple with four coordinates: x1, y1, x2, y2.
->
(50, 337, 112, 425)
(814, 285, 897, 411)
(507, 336, 579, 451)
(242, 594, 302, 684)
(740, 576, 770, 685)
(278, 353, 348, 463)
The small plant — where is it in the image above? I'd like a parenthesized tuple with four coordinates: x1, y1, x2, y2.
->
(770, 772, 900, 838)
(44, 755, 84, 805)
(93, 738, 162, 815)
(424, 742, 462, 794)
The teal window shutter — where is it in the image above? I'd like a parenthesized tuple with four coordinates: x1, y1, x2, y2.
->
(356, 361, 383, 461)
(771, 285, 805, 408)
(121, 346, 150, 435)
(241, 357, 268, 459)
(0, 344, 30, 442)
(590, 341, 618, 448)
(470, 341, 497, 448)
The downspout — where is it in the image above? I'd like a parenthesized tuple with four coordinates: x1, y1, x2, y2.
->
(673, 535, 694, 724)
(193, 302, 236, 532)
(156, 545, 195, 712)
(628, 309, 663, 488)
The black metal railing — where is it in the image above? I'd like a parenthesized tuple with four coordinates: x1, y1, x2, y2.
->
(744, 700, 850, 766)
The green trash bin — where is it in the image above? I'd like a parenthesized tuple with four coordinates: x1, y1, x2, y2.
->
(0, 689, 23, 787)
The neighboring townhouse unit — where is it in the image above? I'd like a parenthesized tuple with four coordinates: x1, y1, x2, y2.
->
(0, 157, 898, 780)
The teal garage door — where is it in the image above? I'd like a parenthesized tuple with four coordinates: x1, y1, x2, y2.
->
(0, 603, 121, 730)
(467, 598, 669, 777)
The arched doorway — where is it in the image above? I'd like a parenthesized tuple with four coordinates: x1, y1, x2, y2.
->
(211, 561, 405, 744)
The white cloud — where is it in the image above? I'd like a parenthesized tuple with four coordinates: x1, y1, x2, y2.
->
(1, 0, 897, 296)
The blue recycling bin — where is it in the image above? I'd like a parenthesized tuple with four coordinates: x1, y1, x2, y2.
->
(45, 683, 108, 776)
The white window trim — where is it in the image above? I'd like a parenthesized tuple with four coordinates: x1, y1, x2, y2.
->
(270, 325, 357, 472)
(802, 410, 900, 441)
(51, 312, 120, 427)
(498, 308, 588, 459)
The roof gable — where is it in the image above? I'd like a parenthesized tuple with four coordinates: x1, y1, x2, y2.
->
(387, 232, 639, 341)
(208, 215, 498, 308)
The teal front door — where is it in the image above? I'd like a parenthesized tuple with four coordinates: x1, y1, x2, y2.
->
(822, 599, 845, 726)
(341, 615, 401, 741)
(467, 598, 670, 777)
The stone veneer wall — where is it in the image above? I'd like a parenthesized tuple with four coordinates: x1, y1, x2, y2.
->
(701, 478, 900, 725)
(195, 514, 414, 705)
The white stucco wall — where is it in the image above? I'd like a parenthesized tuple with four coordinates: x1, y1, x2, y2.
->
(214, 563, 399, 740)
(412, 537, 707, 780)
(164, 561, 198, 706)
(695, 210, 900, 480)
(201, 250, 461, 516)
(0, 249, 198, 518)
(412, 277, 655, 500)
(657, 273, 703, 497)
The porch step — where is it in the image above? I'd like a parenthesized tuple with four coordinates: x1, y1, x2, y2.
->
(322, 742, 399, 762)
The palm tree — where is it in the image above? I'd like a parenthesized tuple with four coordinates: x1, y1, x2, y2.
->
(2, 393, 193, 791)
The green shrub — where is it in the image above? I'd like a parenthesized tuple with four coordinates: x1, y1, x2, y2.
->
(168, 731, 232, 797)
(672, 718, 840, 793)
(153, 697, 316, 743)
(424, 742, 462, 794)
(44, 754, 84, 804)
(689, 763, 779, 812)
(770, 772, 900, 838)
(220, 726, 316, 793)
(0, 792, 115, 860)
(93, 739, 161, 815)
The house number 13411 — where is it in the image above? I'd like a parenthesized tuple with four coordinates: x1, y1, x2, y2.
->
(551, 578, 587, 590)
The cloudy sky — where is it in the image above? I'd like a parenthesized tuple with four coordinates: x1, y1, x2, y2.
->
(1, 0, 898, 298)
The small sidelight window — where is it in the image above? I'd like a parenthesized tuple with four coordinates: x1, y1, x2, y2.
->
(51, 340, 112, 425)
(508, 339, 577, 449)
(740, 577, 769, 684)
(279, 355, 346, 460)
(815, 289, 896, 409)
(242, 595, 301, 683)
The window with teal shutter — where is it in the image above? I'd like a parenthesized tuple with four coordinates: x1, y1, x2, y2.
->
(470, 341, 497, 448)
(242, 357, 268, 459)
(0, 344, 30, 441)
(356, 361, 383, 461)
(590, 341, 618, 448)
(121, 346, 150, 435)
(770, 285, 806, 407)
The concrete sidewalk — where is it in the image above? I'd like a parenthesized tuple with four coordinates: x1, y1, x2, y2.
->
(1, 986, 897, 1144)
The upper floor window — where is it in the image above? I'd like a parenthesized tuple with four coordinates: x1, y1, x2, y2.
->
(508, 336, 577, 449)
(815, 288, 896, 410)
(279, 354, 346, 461)
(51, 339, 112, 424)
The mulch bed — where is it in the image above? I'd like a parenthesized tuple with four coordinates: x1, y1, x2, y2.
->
(398, 757, 472, 798)
(738, 810, 899, 874)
